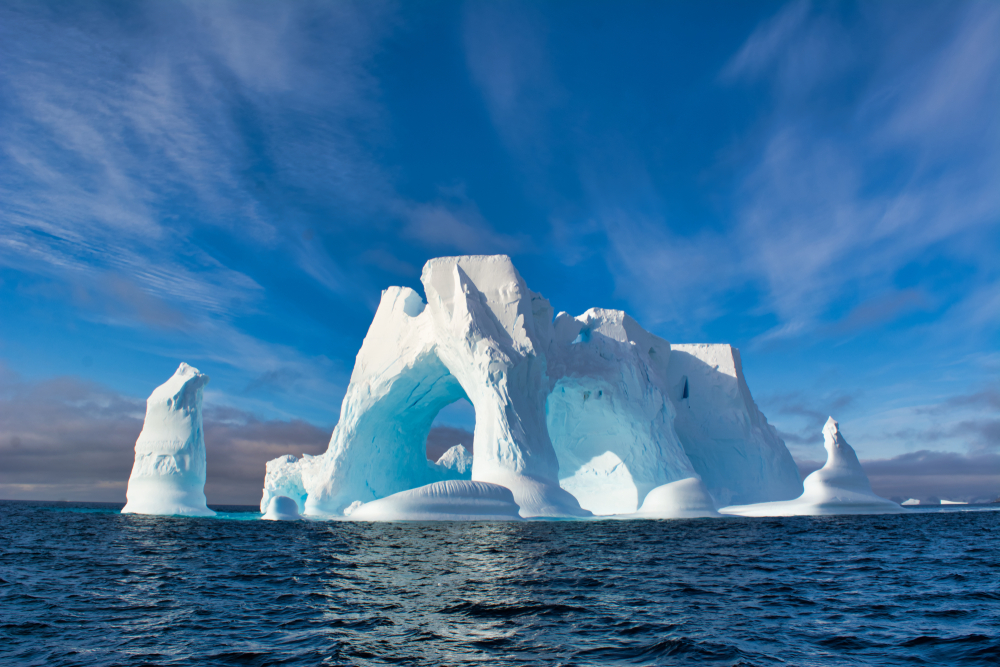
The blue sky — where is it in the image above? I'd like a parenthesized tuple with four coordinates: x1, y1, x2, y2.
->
(1, 0, 998, 504)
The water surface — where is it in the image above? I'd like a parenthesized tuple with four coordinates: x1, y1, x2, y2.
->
(2, 500, 999, 665)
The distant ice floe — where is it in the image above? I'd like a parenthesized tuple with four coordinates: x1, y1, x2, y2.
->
(720, 418, 901, 517)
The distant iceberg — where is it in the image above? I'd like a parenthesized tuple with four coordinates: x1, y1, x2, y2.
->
(901, 498, 921, 506)
(261, 255, 804, 520)
(721, 418, 901, 517)
(122, 363, 214, 517)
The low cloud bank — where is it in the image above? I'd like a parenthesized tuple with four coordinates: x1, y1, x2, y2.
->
(797, 450, 1000, 503)
(0, 366, 329, 505)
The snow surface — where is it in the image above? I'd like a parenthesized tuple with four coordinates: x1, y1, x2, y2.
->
(122, 363, 214, 517)
(721, 418, 901, 517)
(262, 495, 302, 521)
(347, 481, 523, 521)
(628, 478, 720, 519)
(261, 255, 802, 520)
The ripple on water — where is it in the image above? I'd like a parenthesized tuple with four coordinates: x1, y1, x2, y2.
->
(1, 501, 999, 666)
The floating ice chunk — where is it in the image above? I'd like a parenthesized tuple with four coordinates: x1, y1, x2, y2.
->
(435, 445, 473, 475)
(262, 496, 302, 521)
(901, 498, 920, 506)
(629, 478, 720, 519)
(347, 480, 523, 521)
(122, 363, 214, 517)
(721, 418, 901, 517)
(940, 499, 968, 505)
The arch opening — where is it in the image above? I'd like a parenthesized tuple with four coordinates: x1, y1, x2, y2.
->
(340, 352, 476, 503)
(425, 397, 475, 474)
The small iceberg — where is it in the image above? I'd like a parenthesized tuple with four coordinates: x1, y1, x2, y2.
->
(721, 417, 901, 517)
(122, 363, 215, 517)
(940, 499, 968, 505)
(347, 480, 523, 521)
(901, 498, 921, 506)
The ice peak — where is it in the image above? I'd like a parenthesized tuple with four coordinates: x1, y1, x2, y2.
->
(821, 416, 863, 473)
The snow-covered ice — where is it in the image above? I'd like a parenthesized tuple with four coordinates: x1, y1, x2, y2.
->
(261, 255, 803, 520)
(122, 363, 214, 517)
(721, 417, 901, 517)
(262, 495, 302, 521)
(347, 481, 523, 521)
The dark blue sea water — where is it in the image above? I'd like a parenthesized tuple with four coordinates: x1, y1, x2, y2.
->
(2, 500, 999, 666)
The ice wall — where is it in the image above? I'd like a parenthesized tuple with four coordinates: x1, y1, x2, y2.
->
(122, 363, 214, 517)
(666, 344, 802, 506)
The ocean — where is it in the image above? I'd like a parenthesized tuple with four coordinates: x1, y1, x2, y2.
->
(2, 500, 998, 666)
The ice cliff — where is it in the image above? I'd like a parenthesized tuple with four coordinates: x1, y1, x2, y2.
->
(261, 255, 802, 519)
(721, 417, 900, 516)
(122, 363, 214, 517)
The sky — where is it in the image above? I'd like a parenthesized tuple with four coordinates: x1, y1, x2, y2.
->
(1, 0, 998, 505)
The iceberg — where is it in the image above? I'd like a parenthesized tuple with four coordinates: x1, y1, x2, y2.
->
(436, 444, 473, 475)
(122, 363, 214, 517)
(721, 417, 901, 517)
(940, 500, 968, 505)
(262, 255, 803, 519)
(901, 498, 921, 506)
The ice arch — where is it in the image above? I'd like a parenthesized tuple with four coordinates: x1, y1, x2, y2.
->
(265, 257, 589, 517)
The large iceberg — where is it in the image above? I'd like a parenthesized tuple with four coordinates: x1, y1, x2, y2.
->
(721, 417, 901, 516)
(261, 255, 802, 519)
(122, 363, 214, 517)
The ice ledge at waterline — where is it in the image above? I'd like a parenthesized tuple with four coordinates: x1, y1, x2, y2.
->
(260, 254, 805, 520)
(122, 363, 214, 517)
